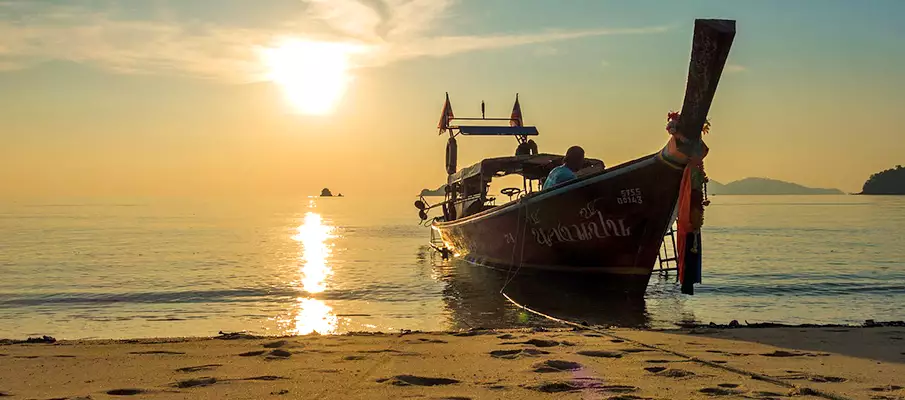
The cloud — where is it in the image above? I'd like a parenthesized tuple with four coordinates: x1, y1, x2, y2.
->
(0, 0, 670, 82)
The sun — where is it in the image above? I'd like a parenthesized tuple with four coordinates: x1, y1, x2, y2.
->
(261, 39, 362, 115)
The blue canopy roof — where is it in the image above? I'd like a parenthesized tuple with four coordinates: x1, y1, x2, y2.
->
(457, 125, 539, 136)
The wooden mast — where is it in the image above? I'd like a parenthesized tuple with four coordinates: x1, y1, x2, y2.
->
(677, 19, 736, 143)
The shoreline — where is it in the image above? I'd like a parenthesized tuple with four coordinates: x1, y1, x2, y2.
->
(2, 326, 903, 399)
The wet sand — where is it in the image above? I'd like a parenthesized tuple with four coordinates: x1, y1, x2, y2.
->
(1, 327, 904, 399)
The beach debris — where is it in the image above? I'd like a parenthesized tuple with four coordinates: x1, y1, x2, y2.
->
(532, 360, 582, 373)
(216, 331, 256, 340)
(106, 388, 145, 396)
(577, 350, 623, 358)
(1, 335, 58, 345)
(26, 335, 57, 343)
(376, 375, 460, 386)
(451, 328, 493, 337)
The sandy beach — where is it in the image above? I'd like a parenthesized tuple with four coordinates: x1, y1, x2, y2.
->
(2, 326, 903, 400)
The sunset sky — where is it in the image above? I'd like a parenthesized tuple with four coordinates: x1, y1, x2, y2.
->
(1, 0, 903, 197)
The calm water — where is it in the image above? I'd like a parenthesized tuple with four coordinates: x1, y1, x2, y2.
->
(1, 195, 903, 339)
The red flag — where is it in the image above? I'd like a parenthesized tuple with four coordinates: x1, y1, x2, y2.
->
(438, 93, 454, 133)
(509, 94, 522, 127)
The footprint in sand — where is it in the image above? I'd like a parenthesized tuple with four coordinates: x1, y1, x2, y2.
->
(0, 391, 11, 397)
(176, 364, 222, 373)
(503, 339, 572, 348)
(599, 385, 639, 394)
(435, 397, 471, 400)
(376, 375, 460, 387)
(489, 349, 550, 359)
(644, 359, 675, 364)
(776, 371, 846, 383)
(239, 350, 267, 357)
(271, 389, 290, 395)
(699, 387, 744, 396)
(526, 378, 605, 393)
(870, 385, 903, 392)
(606, 396, 651, 400)
(129, 350, 185, 355)
(262, 340, 288, 348)
(643, 367, 666, 373)
(497, 334, 516, 340)
(651, 368, 696, 378)
(266, 349, 292, 359)
(619, 348, 651, 354)
(416, 338, 449, 343)
(576, 350, 622, 359)
(344, 355, 367, 361)
(172, 377, 218, 388)
(610, 339, 625, 343)
(760, 350, 814, 357)
(717, 383, 740, 388)
(242, 376, 287, 381)
(106, 389, 146, 396)
(532, 360, 582, 373)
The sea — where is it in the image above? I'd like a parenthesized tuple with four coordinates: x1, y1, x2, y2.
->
(1, 195, 903, 340)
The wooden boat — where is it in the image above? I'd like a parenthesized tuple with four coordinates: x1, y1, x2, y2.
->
(415, 19, 736, 295)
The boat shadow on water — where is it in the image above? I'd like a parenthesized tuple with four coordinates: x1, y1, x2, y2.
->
(430, 256, 654, 330)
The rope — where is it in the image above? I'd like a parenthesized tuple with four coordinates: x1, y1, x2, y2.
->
(500, 292, 853, 400)
(501, 201, 531, 292)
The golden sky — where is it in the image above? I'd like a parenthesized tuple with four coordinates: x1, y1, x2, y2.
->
(1, 0, 903, 197)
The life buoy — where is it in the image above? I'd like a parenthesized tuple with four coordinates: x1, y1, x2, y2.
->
(446, 137, 457, 175)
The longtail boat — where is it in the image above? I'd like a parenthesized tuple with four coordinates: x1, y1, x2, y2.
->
(415, 19, 736, 295)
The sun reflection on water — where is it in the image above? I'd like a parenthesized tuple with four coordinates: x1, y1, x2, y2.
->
(289, 212, 338, 334)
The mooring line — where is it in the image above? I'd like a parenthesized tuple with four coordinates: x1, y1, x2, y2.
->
(501, 292, 853, 400)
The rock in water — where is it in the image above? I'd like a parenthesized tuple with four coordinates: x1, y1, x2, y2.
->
(320, 188, 334, 197)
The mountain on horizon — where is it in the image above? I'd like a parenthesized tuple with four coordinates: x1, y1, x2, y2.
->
(708, 177, 843, 195)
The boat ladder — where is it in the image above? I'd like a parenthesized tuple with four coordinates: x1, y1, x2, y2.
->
(428, 227, 451, 260)
(655, 225, 679, 280)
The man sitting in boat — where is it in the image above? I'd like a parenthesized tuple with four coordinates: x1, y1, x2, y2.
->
(542, 146, 585, 190)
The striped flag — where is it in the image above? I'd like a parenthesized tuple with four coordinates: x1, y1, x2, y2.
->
(438, 92, 454, 133)
(510, 94, 522, 127)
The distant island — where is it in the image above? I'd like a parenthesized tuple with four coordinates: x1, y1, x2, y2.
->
(419, 185, 445, 197)
(860, 165, 905, 195)
(320, 188, 333, 197)
(708, 178, 843, 195)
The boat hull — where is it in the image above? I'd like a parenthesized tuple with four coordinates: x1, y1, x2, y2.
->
(434, 154, 684, 294)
